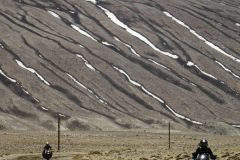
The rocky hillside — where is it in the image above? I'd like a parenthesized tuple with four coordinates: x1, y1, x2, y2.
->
(0, 0, 240, 131)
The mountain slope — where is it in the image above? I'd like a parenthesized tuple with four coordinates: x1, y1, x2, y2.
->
(0, 0, 240, 130)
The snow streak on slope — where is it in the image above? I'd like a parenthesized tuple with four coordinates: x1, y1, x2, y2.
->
(76, 54, 97, 72)
(15, 60, 50, 86)
(186, 61, 218, 80)
(102, 41, 118, 48)
(114, 37, 141, 57)
(66, 73, 88, 90)
(0, 68, 42, 104)
(48, 9, 97, 42)
(98, 6, 179, 59)
(114, 36, 171, 70)
(86, 0, 97, 4)
(66, 73, 107, 105)
(216, 61, 240, 79)
(0, 43, 4, 49)
(83, 0, 230, 124)
(163, 11, 240, 62)
(232, 125, 240, 128)
(79, 44, 84, 48)
(71, 24, 97, 41)
(0, 69, 17, 82)
(113, 66, 202, 125)
(41, 106, 49, 111)
(48, 10, 61, 19)
(147, 59, 170, 70)
(88, 2, 220, 84)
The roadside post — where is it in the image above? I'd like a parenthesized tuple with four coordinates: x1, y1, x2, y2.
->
(58, 114, 60, 152)
(168, 121, 171, 149)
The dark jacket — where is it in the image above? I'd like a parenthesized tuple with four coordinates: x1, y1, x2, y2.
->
(192, 147, 216, 159)
(44, 144, 51, 150)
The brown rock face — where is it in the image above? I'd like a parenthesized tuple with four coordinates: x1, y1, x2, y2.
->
(0, 0, 239, 130)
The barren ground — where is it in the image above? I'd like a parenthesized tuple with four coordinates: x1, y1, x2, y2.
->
(0, 131, 240, 160)
(1, 0, 240, 131)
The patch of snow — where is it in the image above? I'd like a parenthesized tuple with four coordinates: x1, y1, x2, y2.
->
(113, 66, 141, 87)
(186, 61, 195, 67)
(99, 6, 178, 59)
(113, 66, 202, 125)
(67, 73, 88, 90)
(114, 37, 141, 57)
(48, 10, 61, 19)
(187, 61, 217, 80)
(236, 23, 240, 27)
(86, 0, 97, 4)
(33, 97, 40, 103)
(140, 85, 164, 104)
(195, 65, 217, 80)
(164, 11, 240, 63)
(41, 106, 49, 111)
(0, 43, 4, 49)
(67, 73, 107, 104)
(232, 125, 240, 128)
(190, 83, 197, 87)
(0, 68, 41, 104)
(102, 41, 115, 47)
(15, 60, 50, 86)
(215, 61, 240, 79)
(97, 97, 107, 105)
(147, 59, 170, 70)
(102, 41, 120, 51)
(71, 24, 97, 41)
(22, 88, 30, 95)
(0, 69, 17, 82)
(76, 54, 96, 71)
(59, 114, 66, 117)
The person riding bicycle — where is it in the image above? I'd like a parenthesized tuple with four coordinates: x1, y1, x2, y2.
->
(192, 139, 217, 160)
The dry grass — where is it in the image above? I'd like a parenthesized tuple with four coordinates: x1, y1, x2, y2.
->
(0, 131, 240, 159)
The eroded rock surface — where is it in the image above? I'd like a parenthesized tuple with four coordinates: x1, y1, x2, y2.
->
(0, 0, 240, 130)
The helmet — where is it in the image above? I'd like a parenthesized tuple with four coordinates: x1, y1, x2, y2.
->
(46, 142, 49, 144)
(199, 139, 208, 148)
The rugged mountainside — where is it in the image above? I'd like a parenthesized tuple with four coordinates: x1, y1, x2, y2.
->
(0, 0, 240, 131)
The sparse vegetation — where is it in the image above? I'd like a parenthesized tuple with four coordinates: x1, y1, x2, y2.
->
(0, 131, 240, 159)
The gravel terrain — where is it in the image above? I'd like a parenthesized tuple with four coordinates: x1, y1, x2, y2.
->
(0, 131, 240, 160)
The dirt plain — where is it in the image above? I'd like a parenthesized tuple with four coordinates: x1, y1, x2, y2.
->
(1, 0, 240, 159)
(0, 130, 240, 160)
